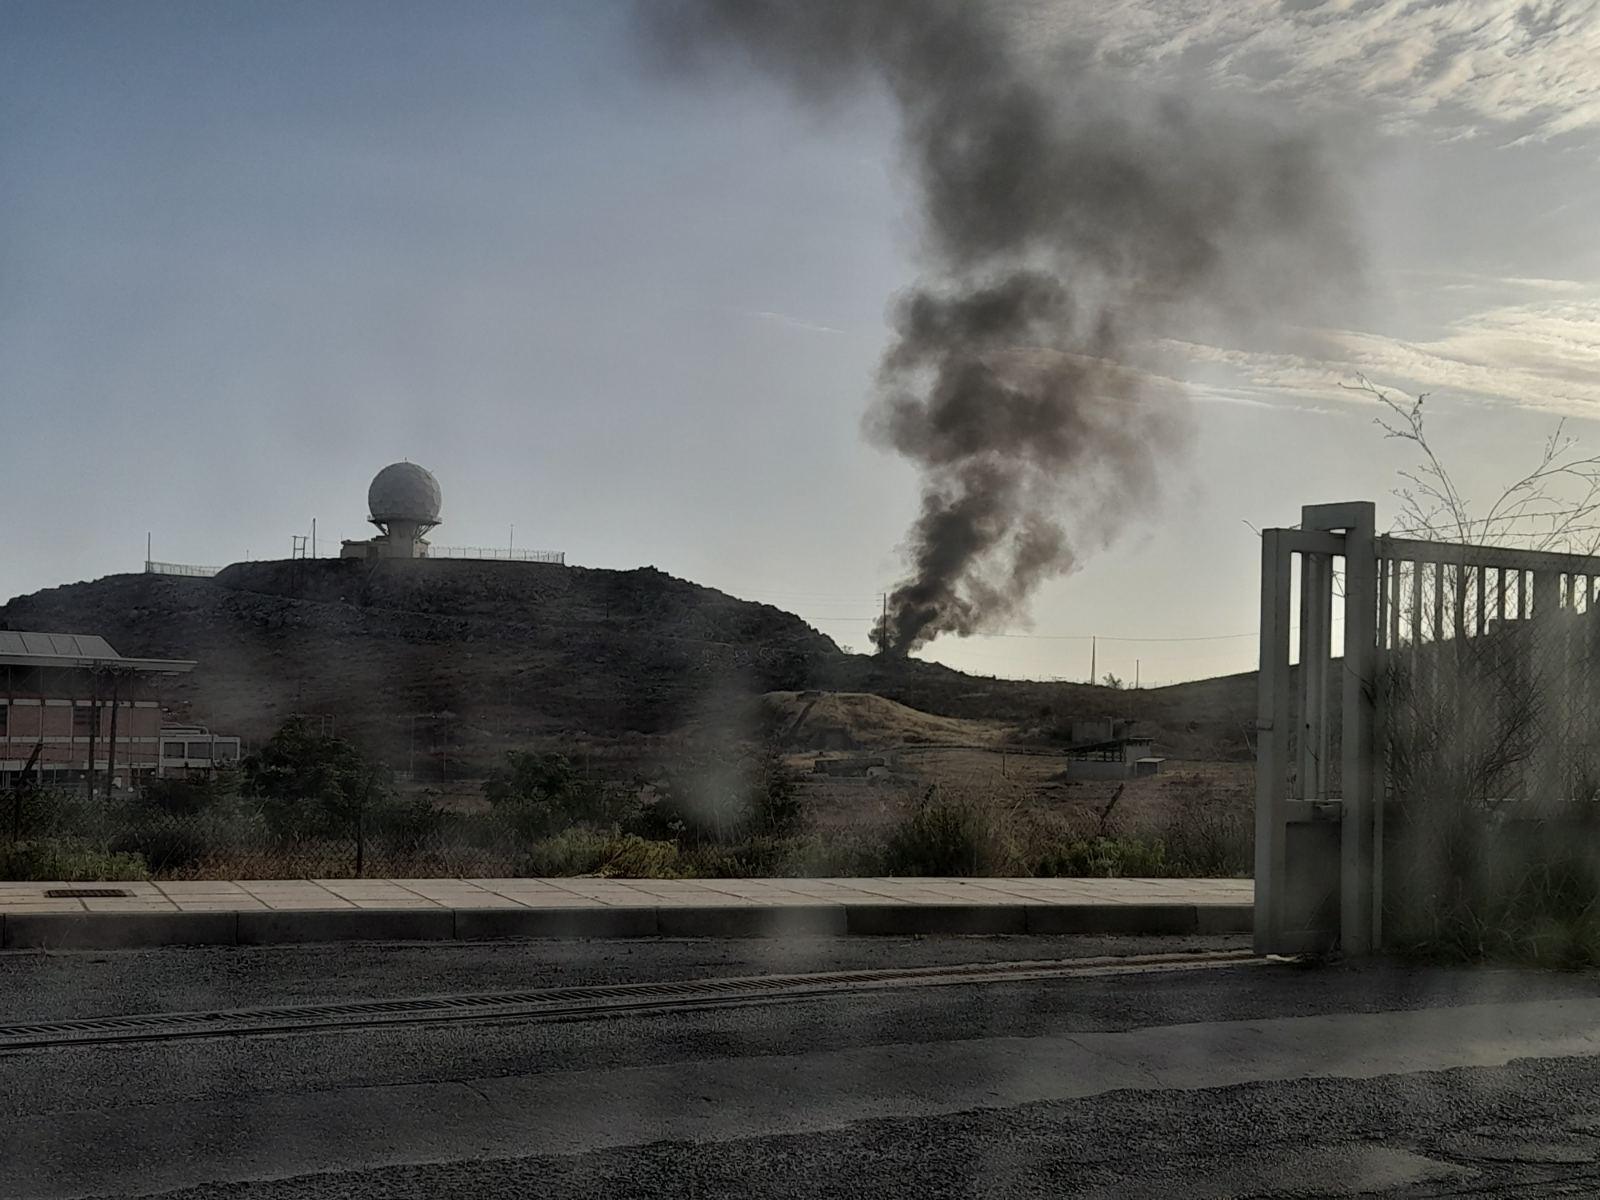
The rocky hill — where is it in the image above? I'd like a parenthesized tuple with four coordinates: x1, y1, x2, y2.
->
(0, 558, 1257, 774)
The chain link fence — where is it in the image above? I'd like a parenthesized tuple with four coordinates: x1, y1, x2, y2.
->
(1376, 545, 1600, 955)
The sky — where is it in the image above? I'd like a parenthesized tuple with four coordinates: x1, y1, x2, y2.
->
(5, 0, 1600, 686)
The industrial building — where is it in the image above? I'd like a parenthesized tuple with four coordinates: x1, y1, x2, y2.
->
(0, 631, 196, 791)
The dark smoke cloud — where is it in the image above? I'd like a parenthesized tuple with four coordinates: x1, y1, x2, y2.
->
(640, 1, 1356, 653)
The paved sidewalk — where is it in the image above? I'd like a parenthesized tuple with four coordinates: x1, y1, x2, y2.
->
(0, 877, 1253, 949)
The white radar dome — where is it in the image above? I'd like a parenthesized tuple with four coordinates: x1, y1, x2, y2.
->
(368, 462, 442, 525)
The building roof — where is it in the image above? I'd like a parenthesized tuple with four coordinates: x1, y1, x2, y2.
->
(0, 631, 195, 673)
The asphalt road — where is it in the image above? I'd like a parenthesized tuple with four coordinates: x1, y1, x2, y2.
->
(4, 934, 1600, 1198)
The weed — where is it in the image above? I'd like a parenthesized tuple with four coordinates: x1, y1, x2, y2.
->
(0, 839, 150, 882)
(882, 789, 1019, 877)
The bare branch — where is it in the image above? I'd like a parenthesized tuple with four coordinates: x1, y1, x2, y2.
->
(1362, 376, 1600, 554)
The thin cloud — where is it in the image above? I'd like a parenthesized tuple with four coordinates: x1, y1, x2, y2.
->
(1012, 0, 1600, 139)
(743, 309, 846, 336)
(1161, 291, 1600, 418)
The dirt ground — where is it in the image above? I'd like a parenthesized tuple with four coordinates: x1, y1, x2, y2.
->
(791, 750, 1252, 838)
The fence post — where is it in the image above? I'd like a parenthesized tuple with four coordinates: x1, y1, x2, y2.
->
(1339, 506, 1378, 954)
(1532, 569, 1562, 808)
(1254, 529, 1293, 954)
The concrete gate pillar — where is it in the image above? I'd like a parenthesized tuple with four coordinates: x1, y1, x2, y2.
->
(1254, 502, 1379, 956)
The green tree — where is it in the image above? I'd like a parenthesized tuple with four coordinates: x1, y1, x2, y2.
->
(242, 718, 386, 844)
(483, 751, 629, 838)
(633, 740, 802, 846)
(134, 769, 238, 819)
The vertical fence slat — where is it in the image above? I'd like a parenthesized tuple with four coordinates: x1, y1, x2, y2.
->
(1393, 555, 1403, 649)
(1299, 553, 1330, 800)
(1376, 556, 1389, 654)
(1440, 563, 1452, 640)
(1254, 530, 1294, 955)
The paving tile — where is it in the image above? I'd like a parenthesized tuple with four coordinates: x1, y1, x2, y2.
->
(350, 898, 445, 909)
(385, 877, 488, 887)
(233, 883, 324, 896)
(257, 897, 357, 910)
(428, 894, 524, 909)
(543, 887, 660, 901)
(467, 877, 564, 887)
(610, 884, 712, 899)
(319, 884, 418, 895)
(389, 882, 492, 900)
(153, 881, 251, 894)
(475, 887, 586, 899)
(0, 902, 88, 913)
(475, 889, 603, 904)
(172, 899, 267, 911)
(241, 886, 343, 898)
(37, 883, 164, 898)
(699, 888, 845, 905)
(82, 899, 181, 913)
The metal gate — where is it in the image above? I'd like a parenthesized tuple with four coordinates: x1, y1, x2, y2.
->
(1257, 501, 1600, 955)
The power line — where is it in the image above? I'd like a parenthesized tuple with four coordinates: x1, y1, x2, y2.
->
(801, 616, 1257, 643)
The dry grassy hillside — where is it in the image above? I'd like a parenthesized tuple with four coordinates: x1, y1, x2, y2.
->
(2, 559, 1259, 778)
(765, 690, 1010, 751)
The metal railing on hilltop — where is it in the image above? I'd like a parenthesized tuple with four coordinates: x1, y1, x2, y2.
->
(145, 561, 221, 578)
(427, 546, 566, 564)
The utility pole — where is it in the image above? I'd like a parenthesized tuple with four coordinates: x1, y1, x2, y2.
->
(84, 670, 99, 804)
(104, 671, 121, 799)
(1090, 636, 1097, 686)
(1135, 659, 1140, 690)
(879, 592, 889, 654)
(145, 532, 152, 569)
(312, 517, 317, 558)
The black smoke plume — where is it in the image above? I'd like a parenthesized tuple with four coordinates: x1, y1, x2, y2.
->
(641, 1, 1355, 653)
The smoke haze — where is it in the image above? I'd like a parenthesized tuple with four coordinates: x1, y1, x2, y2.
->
(640, 0, 1357, 653)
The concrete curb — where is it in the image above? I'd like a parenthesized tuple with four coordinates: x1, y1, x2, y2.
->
(1, 911, 239, 951)
(455, 907, 659, 941)
(0, 902, 1253, 951)
(237, 909, 456, 946)
(845, 903, 1029, 937)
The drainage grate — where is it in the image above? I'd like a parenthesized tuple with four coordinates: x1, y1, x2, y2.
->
(42, 888, 133, 899)
(0, 950, 1263, 1052)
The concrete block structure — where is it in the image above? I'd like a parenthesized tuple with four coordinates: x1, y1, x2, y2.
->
(1065, 733, 1160, 781)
